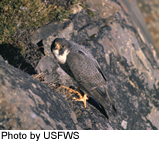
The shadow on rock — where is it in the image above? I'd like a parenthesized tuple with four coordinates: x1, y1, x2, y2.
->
(0, 43, 36, 74)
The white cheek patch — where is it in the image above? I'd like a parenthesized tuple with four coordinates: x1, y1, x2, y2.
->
(53, 49, 70, 64)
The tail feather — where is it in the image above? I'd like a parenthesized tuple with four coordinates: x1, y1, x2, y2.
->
(88, 82, 117, 118)
(95, 87, 117, 114)
(87, 97, 109, 119)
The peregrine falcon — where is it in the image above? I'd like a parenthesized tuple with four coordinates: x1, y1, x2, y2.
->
(51, 38, 116, 118)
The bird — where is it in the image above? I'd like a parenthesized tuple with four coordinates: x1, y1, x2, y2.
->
(51, 38, 116, 118)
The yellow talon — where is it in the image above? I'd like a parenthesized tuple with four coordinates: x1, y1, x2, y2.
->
(72, 93, 88, 108)
(57, 84, 88, 108)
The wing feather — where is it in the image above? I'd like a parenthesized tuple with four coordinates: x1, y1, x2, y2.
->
(66, 50, 115, 113)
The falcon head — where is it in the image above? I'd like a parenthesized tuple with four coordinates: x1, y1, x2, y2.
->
(51, 38, 70, 64)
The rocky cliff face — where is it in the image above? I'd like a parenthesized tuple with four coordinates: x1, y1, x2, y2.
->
(0, 0, 159, 129)
(0, 56, 81, 130)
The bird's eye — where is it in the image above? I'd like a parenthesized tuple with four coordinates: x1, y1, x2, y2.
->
(61, 45, 65, 48)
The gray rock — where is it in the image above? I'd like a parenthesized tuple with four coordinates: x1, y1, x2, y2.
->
(118, 0, 159, 67)
(0, 56, 80, 130)
(85, 0, 121, 19)
(35, 56, 76, 87)
(31, 21, 65, 45)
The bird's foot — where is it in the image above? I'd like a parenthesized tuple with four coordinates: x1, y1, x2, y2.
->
(55, 84, 88, 108)
(72, 93, 88, 108)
